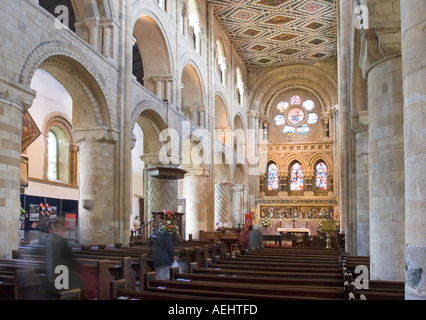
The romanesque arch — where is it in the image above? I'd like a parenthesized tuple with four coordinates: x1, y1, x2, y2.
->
(133, 12, 173, 99)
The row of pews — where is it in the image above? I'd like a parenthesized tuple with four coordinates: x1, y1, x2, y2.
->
(1, 238, 405, 300)
(339, 249, 405, 300)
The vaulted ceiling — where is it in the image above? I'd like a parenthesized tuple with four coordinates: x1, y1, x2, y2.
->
(210, 0, 338, 68)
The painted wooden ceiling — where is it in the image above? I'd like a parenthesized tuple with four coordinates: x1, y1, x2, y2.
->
(210, 0, 338, 67)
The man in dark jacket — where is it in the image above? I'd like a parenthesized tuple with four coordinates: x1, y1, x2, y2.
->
(152, 231, 178, 280)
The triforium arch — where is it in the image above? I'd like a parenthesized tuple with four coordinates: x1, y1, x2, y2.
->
(214, 93, 231, 144)
(180, 61, 206, 125)
(133, 11, 174, 100)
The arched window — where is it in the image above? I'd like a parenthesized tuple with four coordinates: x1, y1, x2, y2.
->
(267, 163, 279, 191)
(316, 162, 328, 190)
(236, 67, 244, 106)
(216, 40, 227, 85)
(290, 162, 303, 191)
(47, 131, 58, 180)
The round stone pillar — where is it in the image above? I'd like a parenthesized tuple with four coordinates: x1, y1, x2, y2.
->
(0, 79, 34, 259)
(184, 168, 209, 239)
(214, 179, 234, 228)
(352, 111, 370, 256)
(355, 126, 370, 256)
(232, 184, 247, 227)
(78, 138, 116, 246)
(401, 0, 426, 299)
(368, 56, 405, 281)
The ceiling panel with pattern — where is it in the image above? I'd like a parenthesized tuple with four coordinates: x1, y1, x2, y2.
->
(210, 0, 338, 67)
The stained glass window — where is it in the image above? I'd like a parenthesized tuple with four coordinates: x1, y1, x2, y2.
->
(290, 95, 302, 105)
(303, 100, 315, 111)
(290, 162, 303, 191)
(277, 101, 289, 112)
(307, 113, 318, 124)
(288, 108, 305, 125)
(274, 115, 285, 126)
(316, 162, 328, 190)
(283, 125, 295, 135)
(297, 124, 310, 135)
(267, 163, 279, 191)
(47, 131, 58, 180)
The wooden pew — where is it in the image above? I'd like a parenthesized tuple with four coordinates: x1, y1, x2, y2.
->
(146, 276, 343, 300)
(173, 270, 343, 288)
(13, 248, 139, 291)
(0, 257, 111, 300)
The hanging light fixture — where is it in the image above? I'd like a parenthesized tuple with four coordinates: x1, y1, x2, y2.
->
(147, 99, 188, 180)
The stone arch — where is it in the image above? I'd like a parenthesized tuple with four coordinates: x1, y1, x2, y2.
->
(133, 12, 173, 96)
(19, 41, 114, 130)
(248, 64, 337, 116)
(264, 155, 282, 173)
(215, 94, 230, 129)
(42, 112, 78, 185)
(215, 39, 227, 84)
(283, 156, 309, 173)
(180, 61, 205, 122)
(233, 163, 248, 185)
(309, 153, 334, 172)
(132, 103, 167, 156)
(214, 151, 232, 179)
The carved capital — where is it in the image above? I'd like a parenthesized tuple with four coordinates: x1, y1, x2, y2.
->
(0, 78, 36, 112)
(360, 26, 401, 78)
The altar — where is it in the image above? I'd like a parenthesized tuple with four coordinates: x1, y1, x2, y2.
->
(277, 228, 310, 235)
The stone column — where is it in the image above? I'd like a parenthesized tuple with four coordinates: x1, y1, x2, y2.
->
(152, 76, 164, 100)
(100, 19, 113, 58)
(351, 111, 370, 256)
(184, 168, 209, 239)
(85, 17, 100, 50)
(0, 79, 34, 259)
(361, 26, 405, 281)
(77, 137, 116, 246)
(214, 179, 234, 228)
(401, 0, 426, 300)
(233, 184, 245, 227)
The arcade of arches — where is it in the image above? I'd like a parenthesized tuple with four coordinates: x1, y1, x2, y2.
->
(0, 0, 425, 299)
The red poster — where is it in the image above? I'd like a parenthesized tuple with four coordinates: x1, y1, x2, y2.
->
(65, 213, 77, 229)
(244, 212, 254, 229)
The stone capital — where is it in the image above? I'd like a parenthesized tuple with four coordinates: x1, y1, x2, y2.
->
(215, 178, 235, 186)
(84, 16, 100, 28)
(248, 109, 259, 119)
(0, 78, 36, 112)
(360, 27, 401, 78)
(74, 127, 119, 143)
(184, 167, 209, 177)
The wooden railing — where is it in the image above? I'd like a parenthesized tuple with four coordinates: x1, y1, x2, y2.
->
(130, 219, 154, 244)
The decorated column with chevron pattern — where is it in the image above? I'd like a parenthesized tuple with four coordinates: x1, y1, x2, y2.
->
(215, 179, 235, 228)
(147, 175, 179, 215)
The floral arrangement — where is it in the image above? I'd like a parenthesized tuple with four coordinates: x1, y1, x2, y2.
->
(158, 211, 180, 238)
(261, 217, 271, 227)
